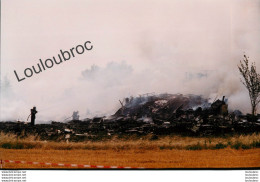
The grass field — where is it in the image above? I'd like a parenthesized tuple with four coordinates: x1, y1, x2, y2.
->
(1, 133, 260, 150)
(0, 133, 259, 169)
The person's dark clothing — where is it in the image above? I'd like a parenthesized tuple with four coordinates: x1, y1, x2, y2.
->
(31, 107, 38, 126)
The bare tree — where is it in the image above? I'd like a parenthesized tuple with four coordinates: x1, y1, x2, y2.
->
(238, 55, 260, 116)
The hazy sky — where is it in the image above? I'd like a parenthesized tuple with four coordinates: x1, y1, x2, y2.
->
(1, 0, 260, 122)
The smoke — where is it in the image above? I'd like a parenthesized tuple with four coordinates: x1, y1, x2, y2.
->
(0, 76, 25, 121)
(81, 61, 133, 87)
(1, 0, 260, 122)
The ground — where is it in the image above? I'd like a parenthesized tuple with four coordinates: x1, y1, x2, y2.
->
(1, 148, 259, 169)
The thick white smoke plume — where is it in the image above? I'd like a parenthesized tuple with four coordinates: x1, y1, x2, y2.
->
(0, 0, 259, 122)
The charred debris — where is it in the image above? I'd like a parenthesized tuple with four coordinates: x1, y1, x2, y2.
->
(1, 93, 260, 141)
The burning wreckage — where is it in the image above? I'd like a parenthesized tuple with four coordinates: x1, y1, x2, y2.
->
(1, 93, 260, 141)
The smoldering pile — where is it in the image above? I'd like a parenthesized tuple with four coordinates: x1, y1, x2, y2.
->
(114, 93, 210, 121)
(104, 93, 259, 135)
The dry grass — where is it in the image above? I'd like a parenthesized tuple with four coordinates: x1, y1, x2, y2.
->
(0, 132, 260, 150)
(0, 133, 259, 168)
(1, 148, 259, 169)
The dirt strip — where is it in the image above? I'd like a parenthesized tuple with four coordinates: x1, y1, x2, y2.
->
(0, 148, 259, 169)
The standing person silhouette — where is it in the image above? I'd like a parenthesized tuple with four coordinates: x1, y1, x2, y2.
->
(30, 106, 38, 126)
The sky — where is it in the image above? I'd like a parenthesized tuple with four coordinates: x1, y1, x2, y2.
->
(1, 0, 260, 122)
